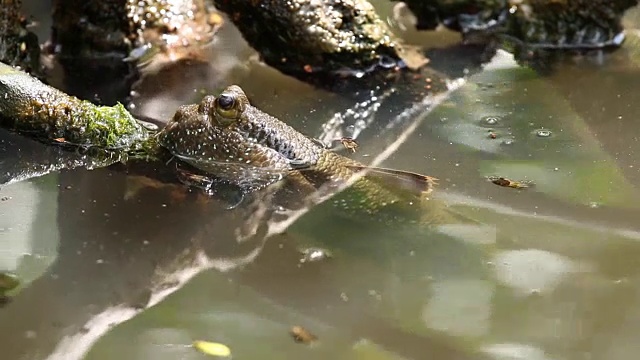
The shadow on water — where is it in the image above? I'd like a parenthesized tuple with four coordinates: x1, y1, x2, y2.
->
(0, 164, 270, 359)
(0, 142, 488, 360)
(4, 1, 640, 360)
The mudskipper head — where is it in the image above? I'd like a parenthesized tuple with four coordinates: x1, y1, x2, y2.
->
(158, 85, 295, 190)
(200, 85, 250, 128)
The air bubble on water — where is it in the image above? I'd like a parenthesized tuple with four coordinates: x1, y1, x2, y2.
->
(480, 115, 501, 127)
(588, 202, 600, 208)
(299, 247, 331, 263)
(500, 138, 515, 146)
(535, 128, 552, 137)
(529, 289, 541, 296)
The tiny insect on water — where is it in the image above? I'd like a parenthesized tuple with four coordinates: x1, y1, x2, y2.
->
(290, 325, 318, 344)
(339, 137, 359, 153)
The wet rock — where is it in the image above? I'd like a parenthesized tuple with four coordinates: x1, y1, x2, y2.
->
(51, 0, 219, 62)
(396, 0, 636, 50)
(0, 0, 41, 75)
(396, 0, 636, 72)
(126, 0, 222, 64)
(213, 0, 424, 90)
(51, 0, 131, 62)
(392, 0, 506, 32)
(505, 0, 636, 49)
(49, 0, 221, 104)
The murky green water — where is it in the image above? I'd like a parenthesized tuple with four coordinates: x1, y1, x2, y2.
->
(3, 2, 640, 360)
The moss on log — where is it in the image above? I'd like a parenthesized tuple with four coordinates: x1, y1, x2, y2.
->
(0, 62, 152, 151)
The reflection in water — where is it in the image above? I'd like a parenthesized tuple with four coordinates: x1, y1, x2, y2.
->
(0, 165, 274, 360)
(5, 54, 640, 359)
(4, 3, 640, 360)
(0, 80, 479, 360)
(4, 55, 640, 360)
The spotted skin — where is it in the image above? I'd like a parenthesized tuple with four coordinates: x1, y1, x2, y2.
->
(156, 85, 439, 221)
(214, 85, 325, 167)
(157, 95, 294, 188)
(157, 85, 366, 188)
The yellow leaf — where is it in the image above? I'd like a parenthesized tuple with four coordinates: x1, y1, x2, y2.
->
(192, 340, 231, 357)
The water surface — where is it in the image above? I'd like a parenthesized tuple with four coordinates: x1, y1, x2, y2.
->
(2, 2, 640, 360)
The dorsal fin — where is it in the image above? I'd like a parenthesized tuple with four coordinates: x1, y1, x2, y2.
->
(346, 165, 438, 196)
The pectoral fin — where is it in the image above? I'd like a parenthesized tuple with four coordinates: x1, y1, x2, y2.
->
(288, 159, 314, 170)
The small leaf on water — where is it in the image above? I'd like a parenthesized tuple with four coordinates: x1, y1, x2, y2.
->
(487, 176, 532, 189)
(0, 272, 19, 293)
(192, 340, 231, 357)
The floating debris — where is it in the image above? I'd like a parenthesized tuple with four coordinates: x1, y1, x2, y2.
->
(192, 340, 231, 357)
(487, 176, 533, 189)
(290, 325, 317, 344)
(299, 247, 332, 263)
(0, 272, 19, 293)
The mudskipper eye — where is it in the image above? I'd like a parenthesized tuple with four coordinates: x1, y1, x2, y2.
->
(217, 94, 235, 110)
(213, 92, 240, 126)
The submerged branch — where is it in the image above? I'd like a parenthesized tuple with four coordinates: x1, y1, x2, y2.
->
(0, 62, 161, 155)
